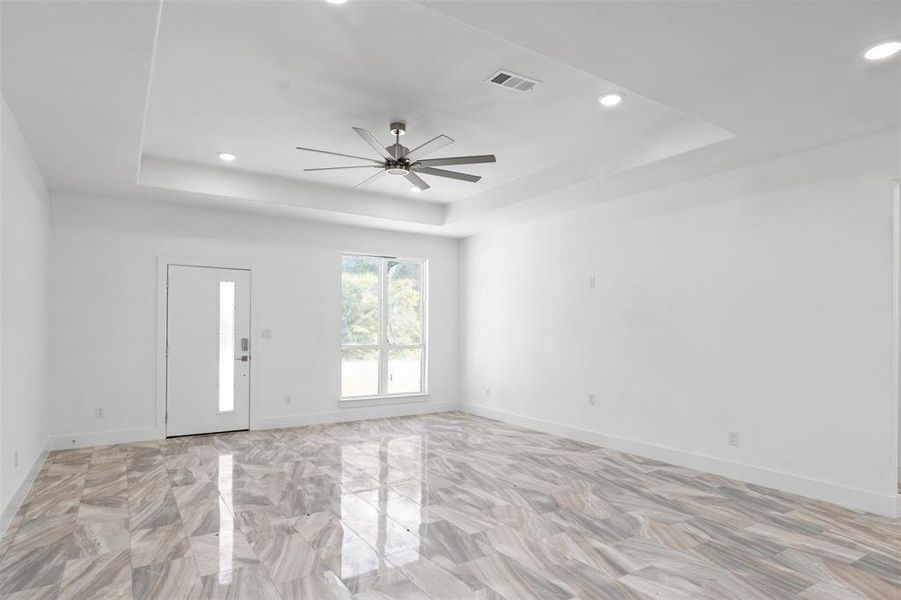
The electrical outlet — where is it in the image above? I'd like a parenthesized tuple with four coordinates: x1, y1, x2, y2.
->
(589, 276, 597, 289)
(587, 394, 596, 406)
(485, 388, 491, 398)
(261, 329, 272, 339)
(728, 431, 739, 446)
(95, 407, 105, 419)
(284, 394, 292, 406)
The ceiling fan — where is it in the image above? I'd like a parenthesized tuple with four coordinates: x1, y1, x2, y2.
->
(296, 121, 496, 192)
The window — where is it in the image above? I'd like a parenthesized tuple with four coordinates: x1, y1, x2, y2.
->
(218, 281, 236, 412)
(341, 255, 426, 399)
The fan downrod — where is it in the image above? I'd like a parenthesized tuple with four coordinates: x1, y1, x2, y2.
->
(385, 121, 410, 170)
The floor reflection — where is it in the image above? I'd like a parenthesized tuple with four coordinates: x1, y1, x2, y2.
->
(337, 434, 424, 576)
(8, 413, 882, 599)
(217, 454, 234, 584)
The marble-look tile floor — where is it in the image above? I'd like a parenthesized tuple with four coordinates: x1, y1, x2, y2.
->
(0, 412, 898, 599)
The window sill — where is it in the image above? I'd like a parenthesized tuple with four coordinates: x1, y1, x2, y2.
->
(339, 393, 430, 407)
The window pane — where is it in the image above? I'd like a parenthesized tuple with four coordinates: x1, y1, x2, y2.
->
(342, 348, 379, 397)
(218, 281, 235, 412)
(386, 261, 422, 346)
(387, 348, 422, 394)
(342, 256, 380, 345)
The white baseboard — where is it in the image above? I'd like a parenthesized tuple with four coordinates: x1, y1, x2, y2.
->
(462, 403, 899, 518)
(47, 402, 461, 450)
(0, 438, 52, 540)
(49, 427, 163, 450)
(254, 401, 460, 430)
(44, 402, 893, 517)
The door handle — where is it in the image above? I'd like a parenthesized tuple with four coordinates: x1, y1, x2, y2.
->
(236, 355, 249, 362)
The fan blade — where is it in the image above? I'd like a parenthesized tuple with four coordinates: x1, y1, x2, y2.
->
(352, 127, 394, 161)
(303, 165, 381, 172)
(405, 171, 431, 191)
(414, 154, 496, 167)
(295, 146, 384, 165)
(402, 135, 454, 162)
(355, 169, 387, 188)
(413, 166, 481, 183)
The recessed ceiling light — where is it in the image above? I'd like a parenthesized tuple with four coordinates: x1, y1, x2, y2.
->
(864, 40, 901, 61)
(218, 152, 236, 162)
(324, 0, 348, 4)
(598, 93, 624, 107)
(410, 187, 421, 194)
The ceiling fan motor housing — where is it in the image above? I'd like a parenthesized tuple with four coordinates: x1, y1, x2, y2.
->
(385, 145, 410, 167)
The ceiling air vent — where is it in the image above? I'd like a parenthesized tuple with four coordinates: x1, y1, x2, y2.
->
(487, 69, 540, 93)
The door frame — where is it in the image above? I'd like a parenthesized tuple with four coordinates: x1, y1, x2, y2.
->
(156, 256, 253, 437)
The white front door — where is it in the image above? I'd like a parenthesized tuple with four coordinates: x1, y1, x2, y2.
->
(166, 265, 251, 436)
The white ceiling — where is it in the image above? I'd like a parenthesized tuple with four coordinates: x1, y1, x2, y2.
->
(2, 1, 899, 237)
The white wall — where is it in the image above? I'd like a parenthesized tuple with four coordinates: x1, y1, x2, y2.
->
(0, 98, 50, 517)
(49, 194, 460, 446)
(461, 133, 900, 516)
(38, 128, 901, 519)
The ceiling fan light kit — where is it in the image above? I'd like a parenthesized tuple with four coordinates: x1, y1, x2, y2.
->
(296, 121, 496, 192)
